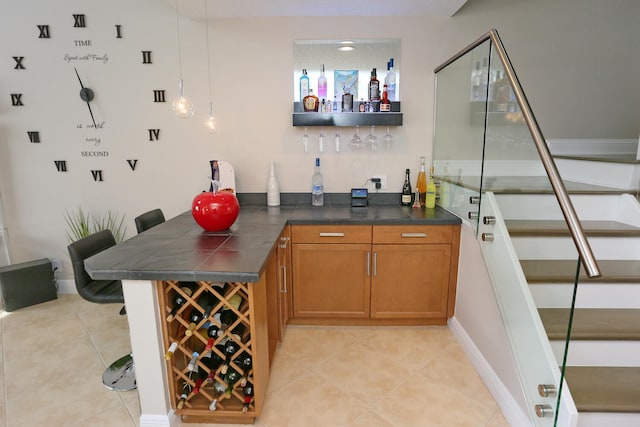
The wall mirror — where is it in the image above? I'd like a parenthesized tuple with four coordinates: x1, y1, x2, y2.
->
(293, 39, 401, 103)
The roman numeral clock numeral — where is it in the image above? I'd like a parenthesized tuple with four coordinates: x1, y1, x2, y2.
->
(148, 129, 160, 141)
(54, 161, 68, 172)
(142, 51, 152, 64)
(37, 25, 50, 39)
(73, 14, 86, 28)
(115, 24, 123, 38)
(91, 170, 103, 182)
(27, 131, 40, 143)
(13, 57, 25, 70)
(127, 160, 138, 171)
(11, 94, 23, 106)
(153, 90, 165, 103)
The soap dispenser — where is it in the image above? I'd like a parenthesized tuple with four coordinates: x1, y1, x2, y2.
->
(267, 161, 280, 206)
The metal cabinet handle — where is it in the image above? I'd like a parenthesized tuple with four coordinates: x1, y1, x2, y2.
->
(319, 232, 345, 237)
(366, 252, 371, 277)
(281, 265, 287, 293)
(279, 236, 290, 248)
(373, 252, 377, 277)
(400, 233, 427, 238)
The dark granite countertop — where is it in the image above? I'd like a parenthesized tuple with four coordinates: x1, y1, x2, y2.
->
(85, 201, 461, 283)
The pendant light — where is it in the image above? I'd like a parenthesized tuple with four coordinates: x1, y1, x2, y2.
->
(172, 0, 194, 118)
(203, 0, 218, 132)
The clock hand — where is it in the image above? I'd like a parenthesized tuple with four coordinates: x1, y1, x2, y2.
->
(74, 67, 97, 128)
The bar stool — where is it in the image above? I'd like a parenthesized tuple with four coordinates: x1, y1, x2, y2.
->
(67, 229, 136, 391)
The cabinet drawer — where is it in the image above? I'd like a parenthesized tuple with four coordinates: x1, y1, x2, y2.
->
(291, 225, 372, 244)
(373, 225, 453, 244)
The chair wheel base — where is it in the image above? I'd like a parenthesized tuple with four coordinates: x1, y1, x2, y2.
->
(102, 353, 136, 391)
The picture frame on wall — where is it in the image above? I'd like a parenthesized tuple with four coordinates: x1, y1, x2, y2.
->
(334, 70, 358, 100)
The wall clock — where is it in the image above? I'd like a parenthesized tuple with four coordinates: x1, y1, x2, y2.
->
(13, 13, 166, 182)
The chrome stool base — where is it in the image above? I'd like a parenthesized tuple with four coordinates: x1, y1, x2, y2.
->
(102, 353, 136, 391)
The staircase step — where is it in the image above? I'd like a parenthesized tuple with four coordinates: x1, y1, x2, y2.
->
(539, 308, 640, 340)
(506, 219, 640, 237)
(564, 366, 640, 413)
(521, 259, 640, 283)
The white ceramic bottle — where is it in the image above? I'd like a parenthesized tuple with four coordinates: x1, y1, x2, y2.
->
(267, 161, 280, 206)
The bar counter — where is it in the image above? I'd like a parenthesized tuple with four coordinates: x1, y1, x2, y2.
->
(83, 202, 461, 427)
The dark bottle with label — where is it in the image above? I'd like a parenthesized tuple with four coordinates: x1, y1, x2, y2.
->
(380, 84, 391, 112)
(401, 168, 413, 206)
(341, 86, 353, 113)
(368, 68, 380, 112)
(166, 281, 197, 321)
(206, 344, 226, 383)
(242, 382, 254, 413)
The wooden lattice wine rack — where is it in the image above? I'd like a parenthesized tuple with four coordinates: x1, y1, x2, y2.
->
(158, 279, 269, 424)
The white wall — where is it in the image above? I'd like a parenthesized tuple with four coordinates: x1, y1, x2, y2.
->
(1, 0, 638, 283)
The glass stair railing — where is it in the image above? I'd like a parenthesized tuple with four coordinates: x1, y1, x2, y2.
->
(433, 29, 601, 426)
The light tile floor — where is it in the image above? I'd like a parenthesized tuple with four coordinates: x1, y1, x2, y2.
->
(0, 295, 510, 426)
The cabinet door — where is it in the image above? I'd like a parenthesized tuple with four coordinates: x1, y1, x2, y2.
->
(292, 243, 371, 318)
(276, 227, 292, 338)
(371, 244, 451, 319)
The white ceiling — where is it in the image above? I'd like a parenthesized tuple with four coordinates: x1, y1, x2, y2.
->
(172, 0, 468, 20)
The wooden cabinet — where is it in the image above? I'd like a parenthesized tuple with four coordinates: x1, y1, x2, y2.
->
(291, 224, 460, 324)
(265, 226, 293, 363)
(371, 225, 457, 319)
(292, 225, 372, 319)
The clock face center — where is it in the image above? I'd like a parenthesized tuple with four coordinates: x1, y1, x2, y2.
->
(79, 87, 94, 102)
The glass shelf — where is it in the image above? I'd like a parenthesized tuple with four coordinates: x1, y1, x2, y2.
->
(292, 102, 402, 127)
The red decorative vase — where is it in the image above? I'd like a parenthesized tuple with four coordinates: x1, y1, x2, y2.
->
(191, 191, 239, 231)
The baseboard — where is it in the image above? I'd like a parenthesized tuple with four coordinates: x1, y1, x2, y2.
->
(448, 317, 531, 427)
(139, 411, 180, 427)
(55, 278, 77, 295)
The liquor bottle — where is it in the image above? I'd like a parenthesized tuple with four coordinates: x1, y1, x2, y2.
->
(320, 98, 326, 113)
(359, 98, 365, 112)
(299, 68, 309, 101)
(303, 89, 319, 112)
(470, 61, 481, 101)
(267, 161, 280, 207)
(311, 157, 324, 207)
(416, 156, 427, 207)
(341, 86, 353, 112)
(368, 68, 380, 111)
(166, 281, 197, 321)
(332, 98, 338, 112)
(185, 291, 218, 336)
(386, 58, 397, 101)
(380, 84, 391, 112)
(242, 382, 254, 413)
(401, 168, 413, 206)
(425, 165, 437, 209)
(318, 64, 327, 100)
(495, 72, 510, 112)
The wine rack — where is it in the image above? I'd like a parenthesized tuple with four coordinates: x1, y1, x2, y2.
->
(159, 280, 258, 423)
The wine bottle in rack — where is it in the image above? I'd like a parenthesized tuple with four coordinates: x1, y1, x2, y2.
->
(177, 371, 194, 409)
(224, 367, 241, 398)
(204, 323, 222, 353)
(242, 382, 254, 413)
(185, 291, 219, 337)
(165, 341, 179, 360)
(220, 323, 246, 374)
(166, 281, 197, 321)
(208, 381, 226, 411)
(219, 293, 243, 331)
(234, 351, 253, 387)
(206, 344, 226, 384)
(193, 358, 210, 395)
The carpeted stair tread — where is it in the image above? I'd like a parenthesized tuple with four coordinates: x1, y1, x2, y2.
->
(539, 308, 640, 340)
(564, 366, 640, 413)
(520, 259, 640, 283)
(506, 219, 640, 237)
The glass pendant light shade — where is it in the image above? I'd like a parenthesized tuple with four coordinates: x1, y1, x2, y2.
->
(204, 103, 218, 133)
(172, 79, 194, 118)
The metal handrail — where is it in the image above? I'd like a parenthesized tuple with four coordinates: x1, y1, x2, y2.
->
(434, 29, 601, 278)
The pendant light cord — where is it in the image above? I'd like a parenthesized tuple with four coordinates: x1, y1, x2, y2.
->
(204, 0, 213, 104)
(175, 0, 184, 80)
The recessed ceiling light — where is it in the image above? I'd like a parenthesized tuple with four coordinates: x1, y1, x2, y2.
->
(338, 45, 355, 51)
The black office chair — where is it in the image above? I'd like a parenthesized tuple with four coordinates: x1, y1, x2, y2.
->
(68, 229, 136, 391)
(134, 208, 165, 234)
